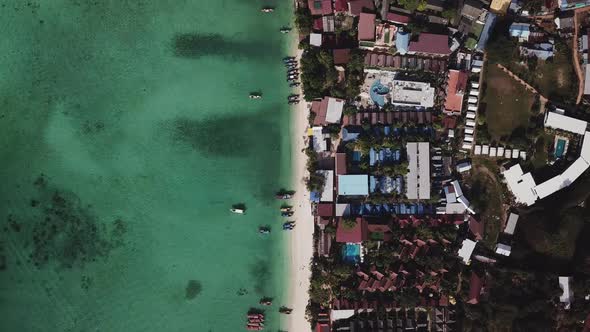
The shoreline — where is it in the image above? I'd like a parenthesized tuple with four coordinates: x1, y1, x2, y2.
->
(286, 33, 314, 332)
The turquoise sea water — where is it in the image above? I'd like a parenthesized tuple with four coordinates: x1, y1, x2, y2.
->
(0, 1, 294, 331)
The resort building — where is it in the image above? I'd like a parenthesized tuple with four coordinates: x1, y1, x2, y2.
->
(311, 96, 345, 126)
(544, 110, 588, 135)
(458, 239, 477, 264)
(310, 33, 322, 47)
(319, 170, 334, 202)
(373, 23, 396, 50)
(338, 174, 369, 196)
(559, 276, 573, 309)
(358, 12, 376, 42)
(396, 31, 410, 55)
(346, 0, 375, 16)
(509, 23, 530, 42)
(389, 80, 435, 108)
(408, 33, 451, 56)
(502, 164, 538, 206)
(406, 142, 431, 200)
(308, 0, 333, 16)
(503, 213, 519, 235)
(461, 0, 485, 21)
(443, 180, 475, 214)
(444, 70, 468, 115)
(385, 12, 411, 25)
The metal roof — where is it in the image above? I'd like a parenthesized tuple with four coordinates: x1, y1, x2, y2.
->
(337, 174, 369, 196)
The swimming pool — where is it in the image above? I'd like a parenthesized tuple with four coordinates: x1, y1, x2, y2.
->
(555, 138, 567, 158)
(342, 243, 361, 264)
(370, 80, 390, 107)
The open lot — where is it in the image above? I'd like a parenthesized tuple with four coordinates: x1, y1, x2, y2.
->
(533, 46, 577, 103)
(482, 66, 535, 140)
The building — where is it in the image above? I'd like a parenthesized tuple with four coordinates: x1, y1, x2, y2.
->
(336, 217, 368, 243)
(444, 70, 468, 114)
(395, 31, 410, 54)
(461, 0, 485, 21)
(545, 110, 588, 135)
(559, 276, 573, 309)
(389, 80, 435, 108)
(559, 0, 590, 10)
(333, 49, 351, 65)
(467, 272, 484, 304)
(408, 33, 451, 56)
(386, 12, 411, 25)
(495, 243, 512, 256)
(320, 170, 334, 202)
(374, 23, 396, 48)
(310, 33, 322, 47)
(502, 164, 538, 206)
(426, 0, 444, 12)
(347, 0, 375, 16)
(338, 174, 369, 196)
(406, 142, 431, 200)
(456, 160, 472, 173)
(308, 0, 334, 16)
(504, 213, 519, 235)
(311, 96, 345, 126)
(490, 0, 511, 14)
(444, 180, 475, 214)
(358, 12, 376, 41)
(509, 23, 531, 42)
(458, 239, 477, 264)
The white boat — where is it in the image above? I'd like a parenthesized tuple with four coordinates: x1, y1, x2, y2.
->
(230, 208, 245, 214)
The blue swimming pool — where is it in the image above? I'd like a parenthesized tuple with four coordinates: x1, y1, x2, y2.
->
(555, 138, 567, 158)
(370, 80, 389, 107)
(342, 243, 361, 264)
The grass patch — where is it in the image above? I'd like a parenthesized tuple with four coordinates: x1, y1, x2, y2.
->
(534, 47, 577, 103)
(482, 66, 535, 140)
(530, 132, 553, 169)
(468, 159, 504, 249)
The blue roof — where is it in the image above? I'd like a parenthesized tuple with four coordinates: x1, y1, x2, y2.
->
(338, 175, 369, 196)
(509, 23, 530, 38)
(396, 31, 410, 55)
(476, 13, 496, 51)
(310, 191, 321, 202)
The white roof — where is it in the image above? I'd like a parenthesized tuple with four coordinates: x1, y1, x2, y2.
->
(471, 82, 480, 88)
(462, 143, 473, 150)
(559, 276, 573, 309)
(469, 90, 479, 96)
(466, 112, 476, 119)
(504, 149, 511, 158)
(468, 105, 478, 111)
(504, 213, 519, 235)
(390, 80, 435, 108)
(497, 147, 505, 156)
(468, 97, 478, 104)
(474, 145, 481, 155)
(502, 164, 538, 206)
(519, 151, 526, 159)
(489, 147, 497, 157)
(418, 142, 431, 199)
(406, 142, 418, 199)
(544, 111, 588, 135)
(495, 243, 512, 256)
(581, 132, 590, 163)
(448, 129, 455, 138)
(312, 126, 328, 152)
(585, 65, 590, 95)
(335, 203, 350, 216)
(457, 161, 472, 172)
(465, 128, 474, 134)
(512, 149, 519, 158)
(326, 97, 344, 123)
(446, 202, 466, 214)
(561, 157, 590, 186)
(482, 145, 489, 155)
(310, 33, 322, 47)
(320, 170, 334, 202)
(535, 174, 568, 199)
(464, 135, 473, 142)
(405, 142, 430, 199)
(332, 309, 356, 320)
(466, 120, 476, 127)
(458, 239, 477, 264)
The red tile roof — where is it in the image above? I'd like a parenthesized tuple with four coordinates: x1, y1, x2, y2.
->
(442, 115, 457, 129)
(358, 13, 376, 41)
(336, 217, 367, 243)
(317, 203, 334, 217)
(316, 323, 330, 332)
(336, 153, 347, 175)
(313, 17, 323, 31)
(311, 97, 329, 126)
(348, 0, 375, 16)
(468, 216, 484, 241)
(308, 0, 334, 16)
(444, 70, 468, 113)
(408, 33, 451, 55)
(333, 49, 351, 65)
(386, 12, 411, 24)
(334, 0, 348, 12)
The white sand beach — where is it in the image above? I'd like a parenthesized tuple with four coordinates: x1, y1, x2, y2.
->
(286, 44, 314, 332)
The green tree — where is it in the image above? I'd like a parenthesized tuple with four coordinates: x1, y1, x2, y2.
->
(398, 0, 427, 11)
(295, 7, 313, 35)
